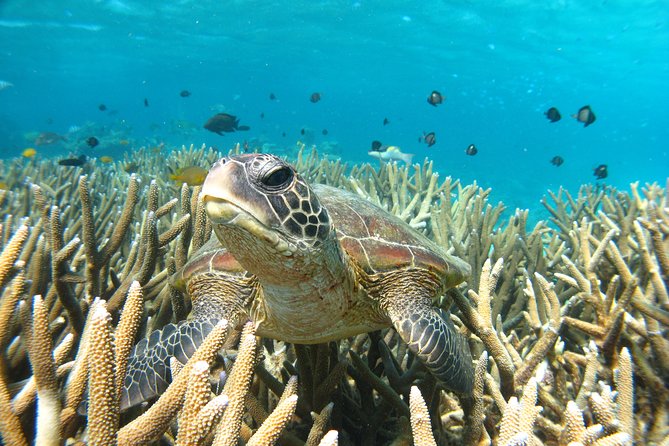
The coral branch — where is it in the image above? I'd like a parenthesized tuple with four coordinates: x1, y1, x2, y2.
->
(409, 386, 436, 446)
(29, 295, 61, 445)
(87, 302, 118, 446)
(213, 322, 258, 446)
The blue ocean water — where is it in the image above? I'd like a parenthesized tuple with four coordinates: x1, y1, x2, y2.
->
(1, 1, 667, 215)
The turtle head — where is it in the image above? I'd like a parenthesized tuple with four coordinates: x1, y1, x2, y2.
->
(202, 154, 332, 257)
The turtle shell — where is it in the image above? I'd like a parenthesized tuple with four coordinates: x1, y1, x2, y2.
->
(314, 184, 470, 286)
(171, 234, 245, 292)
(178, 183, 469, 289)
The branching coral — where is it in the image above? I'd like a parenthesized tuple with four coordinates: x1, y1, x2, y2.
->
(409, 386, 437, 446)
(87, 301, 118, 445)
(176, 360, 229, 445)
(0, 145, 666, 446)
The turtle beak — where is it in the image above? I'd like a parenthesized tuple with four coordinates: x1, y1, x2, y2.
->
(201, 158, 231, 198)
(201, 158, 239, 224)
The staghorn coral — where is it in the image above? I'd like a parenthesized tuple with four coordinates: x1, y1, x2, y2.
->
(0, 144, 666, 445)
(87, 301, 119, 445)
(409, 386, 437, 446)
(212, 322, 258, 446)
(176, 360, 229, 445)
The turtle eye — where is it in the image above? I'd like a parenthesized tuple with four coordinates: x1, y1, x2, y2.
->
(262, 166, 293, 188)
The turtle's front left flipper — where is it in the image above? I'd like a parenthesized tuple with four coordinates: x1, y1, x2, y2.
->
(386, 299, 474, 394)
(77, 317, 218, 415)
(120, 266, 257, 411)
(120, 318, 218, 411)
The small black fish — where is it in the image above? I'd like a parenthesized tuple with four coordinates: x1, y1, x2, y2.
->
(86, 136, 99, 148)
(545, 107, 561, 123)
(371, 140, 383, 151)
(573, 105, 596, 127)
(322, 129, 328, 135)
(310, 92, 321, 103)
(58, 154, 87, 167)
(180, 90, 191, 98)
(260, 112, 265, 119)
(427, 90, 444, 107)
(465, 144, 478, 156)
(203, 113, 249, 135)
(144, 98, 149, 107)
(422, 131, 436, 147)
(550, 156, 564, 166)
(300, 128, 305, 135)
(98, 104, 107, 111)
(282, 132, 286, 137)
(383, 117, 389, 126)
(269, 93, 276, 100)
(593, 164, 608, 179)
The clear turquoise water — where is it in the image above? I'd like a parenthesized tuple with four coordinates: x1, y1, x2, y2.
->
(1, 1, 667, 213)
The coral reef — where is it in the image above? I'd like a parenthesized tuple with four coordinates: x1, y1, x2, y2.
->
(0, 144, 667, 445)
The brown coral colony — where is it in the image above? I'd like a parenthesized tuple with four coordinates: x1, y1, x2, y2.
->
(0, 143, 666, 445)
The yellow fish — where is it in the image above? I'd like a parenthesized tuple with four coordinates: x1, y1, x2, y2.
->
(119, 139, 130, 146)
(0, 181, 8, 190)
(169, 166, 208, 186)
(22, 147, 37, 158)
(99, 156, 113, 163)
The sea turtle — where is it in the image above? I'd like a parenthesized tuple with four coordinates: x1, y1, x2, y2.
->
(121, 153, 474, 410)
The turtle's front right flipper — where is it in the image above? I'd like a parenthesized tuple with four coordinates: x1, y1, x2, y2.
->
(386, 299, 474, 395)
(120, 318, 218, 411)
